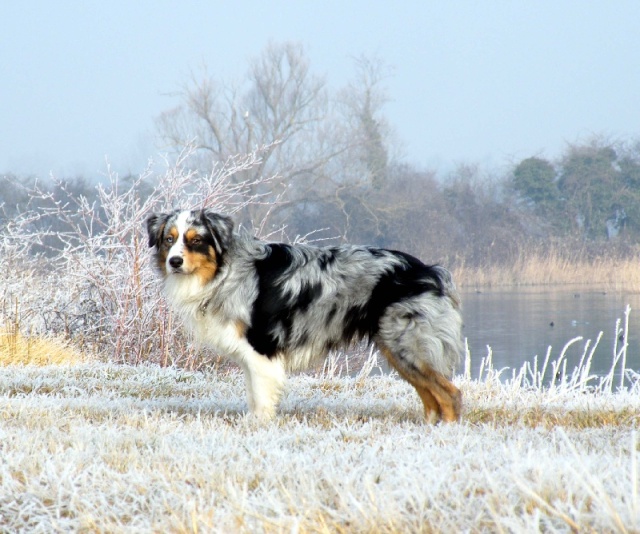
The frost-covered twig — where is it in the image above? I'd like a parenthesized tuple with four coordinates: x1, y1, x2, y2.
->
(0, 143, 280, 366)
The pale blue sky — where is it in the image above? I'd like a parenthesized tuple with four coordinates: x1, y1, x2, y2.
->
(2, 1, 640, 179)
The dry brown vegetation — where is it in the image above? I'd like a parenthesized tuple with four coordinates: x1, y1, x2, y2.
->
(454, 250, 640, 292)
(0, 328, 87, 366)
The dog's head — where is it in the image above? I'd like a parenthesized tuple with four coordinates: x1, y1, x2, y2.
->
(146, 209, 234, 284)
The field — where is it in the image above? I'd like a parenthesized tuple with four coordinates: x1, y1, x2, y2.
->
(2, 153, 639, 532)
(1, 339, 638, 533)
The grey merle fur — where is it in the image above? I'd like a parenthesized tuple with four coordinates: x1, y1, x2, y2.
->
(146, 208, 464, 422)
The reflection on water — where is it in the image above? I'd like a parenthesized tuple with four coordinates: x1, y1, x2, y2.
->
(461, 288, 639, 380)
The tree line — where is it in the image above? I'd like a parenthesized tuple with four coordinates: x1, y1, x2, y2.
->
(2, 41, 639, 267)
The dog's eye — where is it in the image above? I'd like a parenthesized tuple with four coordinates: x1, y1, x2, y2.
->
(191, 236, 202, 245)
(165, 236, 175, 245)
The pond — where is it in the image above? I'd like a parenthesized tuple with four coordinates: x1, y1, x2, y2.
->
(461, 287, 640, 383)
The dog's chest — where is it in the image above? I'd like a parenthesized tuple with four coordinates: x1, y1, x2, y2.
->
(184, 307, 245, 360)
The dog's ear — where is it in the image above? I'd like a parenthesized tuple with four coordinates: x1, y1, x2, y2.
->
(146, 212, 171, 248)
(202, 209, 234, 256)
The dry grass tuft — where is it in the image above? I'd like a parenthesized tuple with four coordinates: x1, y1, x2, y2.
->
(0, 328, 88, 366)
(465, 405, 640, 429)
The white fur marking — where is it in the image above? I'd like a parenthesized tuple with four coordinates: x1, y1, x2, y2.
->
(165, 210, 190, 270)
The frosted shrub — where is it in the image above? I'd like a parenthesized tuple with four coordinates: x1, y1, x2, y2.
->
(1, 145, 277, 366)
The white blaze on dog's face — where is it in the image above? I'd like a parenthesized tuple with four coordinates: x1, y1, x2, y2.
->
(164, 211, 193, 272)
(147, 210, 233, 286)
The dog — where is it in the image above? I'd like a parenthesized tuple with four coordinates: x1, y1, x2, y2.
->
(146, 209, 463, 423)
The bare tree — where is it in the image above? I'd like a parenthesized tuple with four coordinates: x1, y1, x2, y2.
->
(156, 41, 394, 235)
(335, 55, 392, 190)
(158, 43, 326, 222)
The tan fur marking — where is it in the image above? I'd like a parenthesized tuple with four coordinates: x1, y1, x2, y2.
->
(378, 345, 461, 423)
(235, 320, 247, 338)
(415, 385, 441, 422)
(420, 373, 461, 423)
(182, 247, 217, 285)
(156, 249, 168, 274)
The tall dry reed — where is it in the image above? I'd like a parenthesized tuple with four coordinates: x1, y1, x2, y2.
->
(454, 246, 640, 291)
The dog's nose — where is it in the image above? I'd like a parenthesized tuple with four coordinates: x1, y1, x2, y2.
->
(168, 256, 183, 269)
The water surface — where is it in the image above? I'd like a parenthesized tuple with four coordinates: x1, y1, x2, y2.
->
(461, 288, 639, 382)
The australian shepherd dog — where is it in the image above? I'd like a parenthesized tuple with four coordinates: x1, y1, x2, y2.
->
(146, 209, 463, 423)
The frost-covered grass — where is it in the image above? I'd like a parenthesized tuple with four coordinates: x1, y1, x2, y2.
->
(2, 150, 639, 531)
(1, 351, 638, 533)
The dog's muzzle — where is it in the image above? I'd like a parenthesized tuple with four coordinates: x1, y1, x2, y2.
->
(168, 256, 184, 272)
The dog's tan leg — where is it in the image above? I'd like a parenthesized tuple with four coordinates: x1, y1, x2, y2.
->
(422, 373, 462, 423)
(414, 384, 441, 424)
(379, 346, 461, 423)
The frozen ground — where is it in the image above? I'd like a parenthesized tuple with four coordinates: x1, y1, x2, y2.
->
(2, 144, 638, 531)
(0, 356, 638, 533)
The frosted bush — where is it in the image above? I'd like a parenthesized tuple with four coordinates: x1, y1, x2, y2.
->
(1, 145, 278, 366)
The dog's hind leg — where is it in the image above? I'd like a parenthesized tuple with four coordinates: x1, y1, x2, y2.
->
(412, 380, 442, 425)
(378, 345, 461, 423)
(376, 294, 463, 423)
(414, 366, 461, 423)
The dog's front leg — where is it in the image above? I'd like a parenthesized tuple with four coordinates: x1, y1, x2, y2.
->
(241, 356, 286, 420)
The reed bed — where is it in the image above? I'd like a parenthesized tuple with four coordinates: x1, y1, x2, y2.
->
(454, 250, 640, 291)
(0, 317, 638, 533)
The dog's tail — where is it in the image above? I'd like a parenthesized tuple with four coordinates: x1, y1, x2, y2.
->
(431, 265, 461, 308)
(427, 265, 463, 378)
(377, 264, 463, 422)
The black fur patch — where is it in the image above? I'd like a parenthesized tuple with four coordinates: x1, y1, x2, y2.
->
(146, 212, 173, 248)
(247, 244, 323, 357)
(185, 232, 216, 256)
(342, 250, 443, 342)
(200, 210, 234, 256)
(317, 248, 338, 271)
